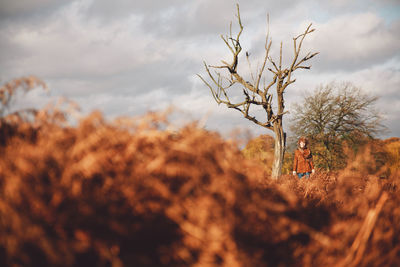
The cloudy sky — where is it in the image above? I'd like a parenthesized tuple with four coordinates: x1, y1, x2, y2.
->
(1, 0, 399, 138)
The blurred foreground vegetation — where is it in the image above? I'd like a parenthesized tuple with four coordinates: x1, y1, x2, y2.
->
(0, 77, 399, 266)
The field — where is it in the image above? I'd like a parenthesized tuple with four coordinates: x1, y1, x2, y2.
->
(0, 105, 399, 267)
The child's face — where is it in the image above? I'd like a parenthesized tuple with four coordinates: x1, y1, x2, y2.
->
(300, 141, 305, 148)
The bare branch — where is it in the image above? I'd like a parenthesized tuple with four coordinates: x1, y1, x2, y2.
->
(197, 74, 221, 104)
(255, 14, 272, 91)
(246, 51, 256, 84)
(279, 42, 283, 71)
(220, 35, 235, 55)
(263, 74, 278, 96)
(269, 57, 279, 73)
(286, 24, 318, 86)
(294, 52, 319, 70)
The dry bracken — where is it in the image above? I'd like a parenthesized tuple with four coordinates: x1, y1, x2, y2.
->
(0, 106, 399, 267)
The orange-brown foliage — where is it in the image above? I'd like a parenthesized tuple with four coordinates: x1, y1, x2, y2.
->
(0, 76, 47, 116)
(0, 108, 399, 267)
(242, 134, 274, 174)
(382, 138, 400, 175)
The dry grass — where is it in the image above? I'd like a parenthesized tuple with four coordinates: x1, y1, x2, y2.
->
(0, 81, 399, 266)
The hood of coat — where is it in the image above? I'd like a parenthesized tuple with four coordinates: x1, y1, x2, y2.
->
(297, 136, 309, 149)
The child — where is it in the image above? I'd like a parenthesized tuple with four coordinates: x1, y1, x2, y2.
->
(293, 137, 315, 179)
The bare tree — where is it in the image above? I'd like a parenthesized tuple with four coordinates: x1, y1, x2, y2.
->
(290, 82, 386, 170)
(198, 4, 318, 179)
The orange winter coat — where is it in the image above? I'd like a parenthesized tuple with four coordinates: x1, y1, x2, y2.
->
(293, 148, 314, 173)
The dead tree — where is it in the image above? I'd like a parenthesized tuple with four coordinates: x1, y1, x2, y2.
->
(198, 4, 318, 179)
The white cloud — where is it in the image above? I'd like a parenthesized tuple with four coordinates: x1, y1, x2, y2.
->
(5, 9, 162, 79)
(309, 12, 400, 71)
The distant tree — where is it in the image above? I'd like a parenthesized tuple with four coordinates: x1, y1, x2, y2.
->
(198, 4, 318, 179)
(242, 135, 274, 174)
(290, 82, 385, 170)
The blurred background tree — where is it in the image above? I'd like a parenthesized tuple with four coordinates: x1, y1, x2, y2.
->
(241, 135, 297, 175)
(379, 137, 400, 177)
(242, 135, 274, 175)
(290, 82, 386, 170)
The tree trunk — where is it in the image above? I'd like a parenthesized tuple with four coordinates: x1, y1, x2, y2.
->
(271, 121, 286, 179)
